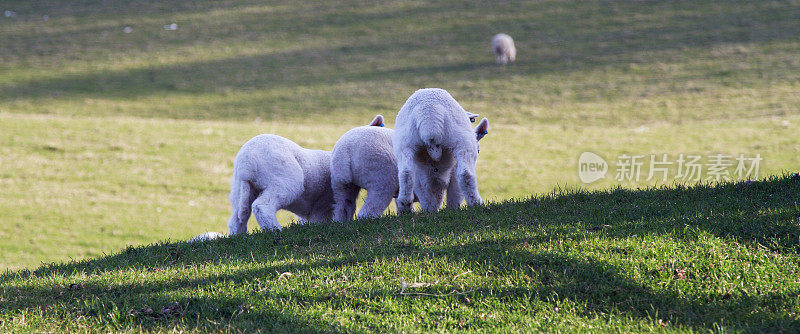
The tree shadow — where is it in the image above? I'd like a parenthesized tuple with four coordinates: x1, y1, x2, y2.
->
(3, 1, 799, 120)
(4, 175, 798, 279)
(2, 239, 798, 331)
(1, 0, 251, 18)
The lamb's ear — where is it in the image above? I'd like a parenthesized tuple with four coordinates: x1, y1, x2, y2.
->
(474, 117, 489, 141)
(466, 112, 479, 123)
(369, 115, 385, 127)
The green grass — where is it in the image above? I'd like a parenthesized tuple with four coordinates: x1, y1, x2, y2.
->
(3, 1, 800, 125)
(2, 175, 799, 332)
(0, 0, 799, 321)
(2, 111, 796, 270)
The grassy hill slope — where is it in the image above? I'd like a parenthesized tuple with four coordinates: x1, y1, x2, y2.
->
(2, 175, 799, 332)
(1, 0, 799, 269)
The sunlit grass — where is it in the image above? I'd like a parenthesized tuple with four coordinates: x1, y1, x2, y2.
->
(1, 112, 797, 270)
(0, 0, 798, 271)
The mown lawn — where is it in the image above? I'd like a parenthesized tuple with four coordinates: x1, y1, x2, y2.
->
(1, 0, 798, 274)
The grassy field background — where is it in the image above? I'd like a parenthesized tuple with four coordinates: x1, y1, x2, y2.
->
(1, 0, 799, 270)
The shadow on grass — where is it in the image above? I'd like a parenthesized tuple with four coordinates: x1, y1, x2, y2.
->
(0, 0, 253, 19)
(2, 1, 799, 120)
(1, 174, 799, 331)
(3, 251, 799, 331)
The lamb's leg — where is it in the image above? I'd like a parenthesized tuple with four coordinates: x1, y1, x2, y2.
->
(333, 183, 360, 221)
(418, 189, 445, 212)
(253, 187, 302, 230)
(455, 149, 483, 207)
(308, 206, 332, 223)
(252, 169, 305, 231)
(251, 194, 285, 231)
(228, 180, 253, 235)
(358, 187, 394, 219)
(415, 170, 445, 213)
(228, 212, 245, 235)
(445, 170, 464, 209)
(395, 147, 416, 213)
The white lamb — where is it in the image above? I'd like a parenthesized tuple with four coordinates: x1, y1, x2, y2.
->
(330, 115, 395, 221)
(393, 88, 489, 213)
(331, 113, 488, 221)
(492, 33, 516, 65)
(226, 117, 383, 234)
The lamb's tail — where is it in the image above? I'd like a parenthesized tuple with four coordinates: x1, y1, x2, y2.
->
(330, 157, 353, 188)
(494, 45, 504, 55)
(237, 180, 255, 222)
(416, 105, 446, 161)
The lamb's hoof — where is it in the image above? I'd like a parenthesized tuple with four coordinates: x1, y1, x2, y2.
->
(262, 225, 283, 232)
(397, 200, 413, 213)
(467, 199, 484, 207)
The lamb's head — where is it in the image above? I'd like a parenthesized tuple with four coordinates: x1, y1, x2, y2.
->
(369, 114, 385, 127)
(474, 117, 489, 153)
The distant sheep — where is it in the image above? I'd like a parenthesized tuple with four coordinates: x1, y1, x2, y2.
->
(393, 88, 489, 213)
(227, 117, 383, 234)
(492, 33, 516, 65)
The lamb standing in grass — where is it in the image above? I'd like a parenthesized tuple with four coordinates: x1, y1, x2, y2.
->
(330, 115, 396, 221)
(393, 88, 489, 213)
(331, 114, 488, 221)
(492, 33, 516, 65)
(227, 117, 383, 234)
(227, 135, 333, 234)
(331, 113, 488, 221)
